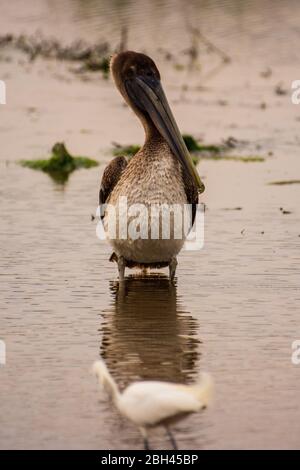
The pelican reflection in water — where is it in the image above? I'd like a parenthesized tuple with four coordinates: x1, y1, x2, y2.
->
(94, 276, 209, 449)
(100, 277, 200, 384)
(99, 52, 205, 280)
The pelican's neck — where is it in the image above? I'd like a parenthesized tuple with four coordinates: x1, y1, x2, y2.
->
(137, 112, 165, 148)
(144, 118, 160, 142)
(141, 118, 170, 156)
(131, 106, 172, 159)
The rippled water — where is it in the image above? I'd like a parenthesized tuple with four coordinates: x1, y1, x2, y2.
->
(0, 0, 300, 450)
(2, 0, 300, 65)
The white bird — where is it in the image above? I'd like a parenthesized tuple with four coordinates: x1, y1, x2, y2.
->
(92, 359, 213, 449)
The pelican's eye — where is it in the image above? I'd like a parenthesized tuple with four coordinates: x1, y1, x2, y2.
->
(126, 65, 136, 79)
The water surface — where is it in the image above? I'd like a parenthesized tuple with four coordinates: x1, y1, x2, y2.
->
(0, 0, 299, 449)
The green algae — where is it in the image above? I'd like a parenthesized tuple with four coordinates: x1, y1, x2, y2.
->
(111, 134, 265, 165)
(20, 142, 98, 183)
(112, 144, 141, 158)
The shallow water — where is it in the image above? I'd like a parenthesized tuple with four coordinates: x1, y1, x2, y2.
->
(0, 0, 300, 450)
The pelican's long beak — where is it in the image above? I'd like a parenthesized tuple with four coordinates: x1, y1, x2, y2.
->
(125, 76, 205, 193)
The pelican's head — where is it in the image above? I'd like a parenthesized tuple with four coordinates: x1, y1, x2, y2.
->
(110, 51, 205, 193)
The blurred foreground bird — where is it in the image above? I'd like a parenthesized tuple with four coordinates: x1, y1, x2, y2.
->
(92, 359, 213, 449)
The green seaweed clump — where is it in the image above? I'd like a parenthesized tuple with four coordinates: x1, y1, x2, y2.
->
(20, 142, 98, 183)
(202, 155, 265, 163)
(113, 144, 141, 157)
(182, 135, 264, 162)
(111, 134, 264, 165)
(191, 153, 264, 165)
(112, 135, 222, 159)
(182, 134, 221, 154)
(83, 56, 110, 78)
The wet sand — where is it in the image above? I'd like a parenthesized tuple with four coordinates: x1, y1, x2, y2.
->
(0, 0, 300, 449)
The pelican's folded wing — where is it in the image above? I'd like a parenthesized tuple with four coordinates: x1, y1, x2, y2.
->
(99, 156, 127, 219)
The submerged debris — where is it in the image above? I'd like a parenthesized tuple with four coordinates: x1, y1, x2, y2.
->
(275, 82, 288, 96)
(279, 208, 292, 215)
(20, 142, 98, 183)
(182, 134, 221, 153)
(187, 26, 231, 64)
(112, 135, 222, 159)
(260, 67, 272, 79)
(75, 56, 110, 77)
(202, 155, 265, 162)
(269, 180, 300, 186)
(0, 33, 111, 77)
(183, 135, 264, 163)
(223, 136, 241, 148)
(1, 29, 231, 81)
(222, 207, 243, 211)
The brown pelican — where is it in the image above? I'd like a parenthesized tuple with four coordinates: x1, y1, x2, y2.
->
(100, 51, 205, 281)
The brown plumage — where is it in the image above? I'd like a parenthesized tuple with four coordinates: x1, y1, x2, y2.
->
(99, 156, 127, 220)
(99, 51, 205, 280)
